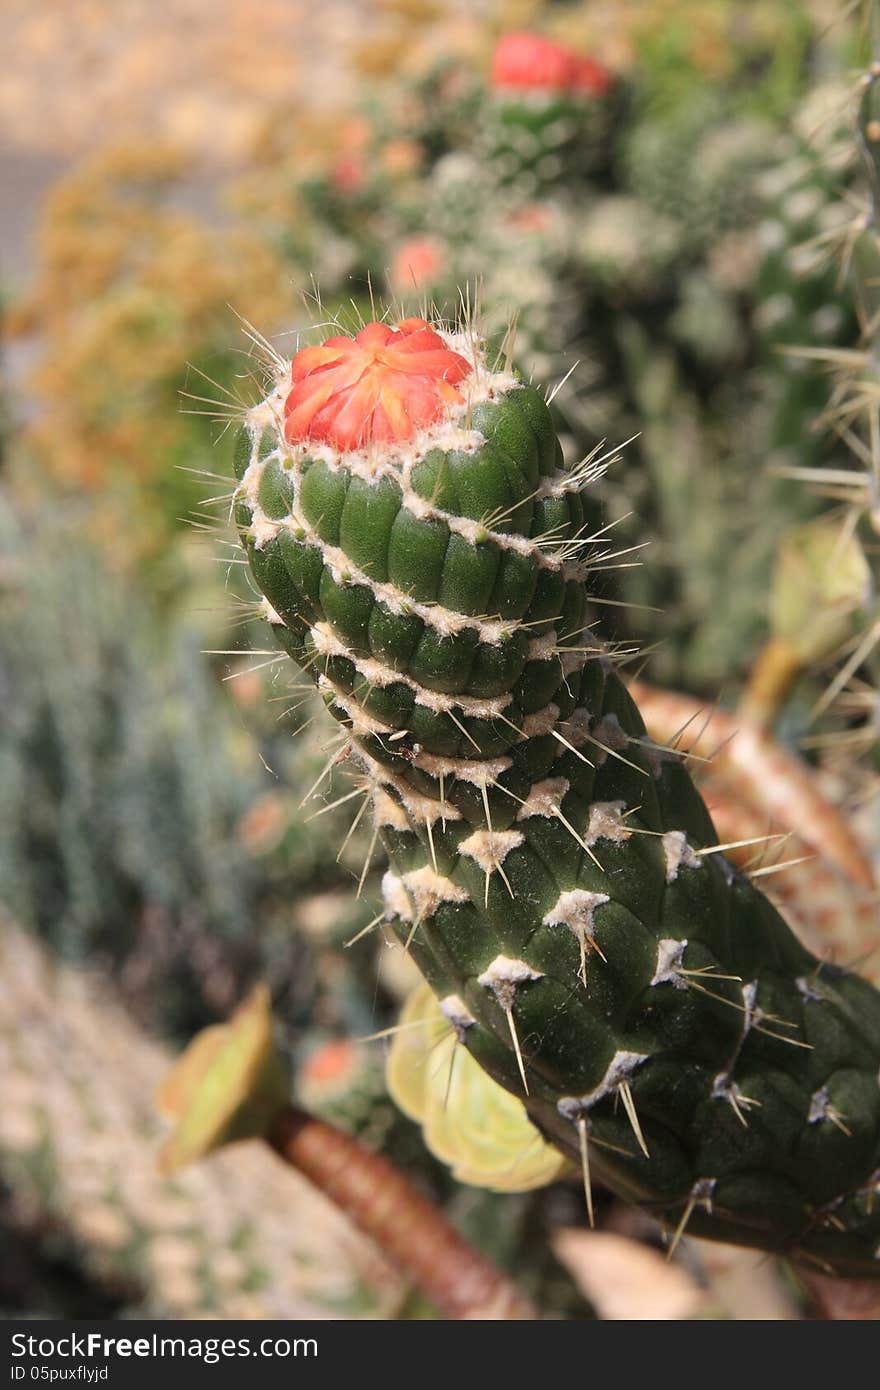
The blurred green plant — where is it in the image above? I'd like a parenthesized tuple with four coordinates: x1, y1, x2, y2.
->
(0, 491, 389, 1040)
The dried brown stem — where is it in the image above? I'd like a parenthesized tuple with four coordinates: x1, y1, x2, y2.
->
(738, 637, 804, 731)
(629, 679, 876, 891)
(690, 771, 880, 980)
(268, 1105, 535, 1320)
(799, 1270, 880, 1320)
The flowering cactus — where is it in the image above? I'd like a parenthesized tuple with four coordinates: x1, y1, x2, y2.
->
(483, 32, 615, 192)
(490, 33, 612, 99)
(232, 310, 880, 1277)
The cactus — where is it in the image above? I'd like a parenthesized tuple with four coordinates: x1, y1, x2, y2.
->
(229, 309, 880, 1278)
(478, 32, 616, 196)
(749, 80, 859, 475)
(574, 75, 862, 689)
(297, 1038, 391, 1136)
(622, 96, 773, 260)
(294, 1034, 442, 1179)
(769, 67, 880, 787)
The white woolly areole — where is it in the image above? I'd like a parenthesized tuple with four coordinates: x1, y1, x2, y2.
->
(651, 938, 689, 989)
(239, 452, 274, 515)
(519, 703, 560, 738)
(371, 787, 410, 832)
(439, 994, 476, 1039)
(543, 889, 610, 982)
(554, 707, 592, 750)
(318, 537, 513, 643)
(561, 646, 590, 676)
(711, 1074, 759, 1116)
(808, 1086, 833, 1125)
(251, 509, 286, 550)
(516, 777, 570, 820)
(457, 828, 524, 873)
(242, 464, 520, 642)
(281, 421, 482, 485)
(318, 676, 389, 737)
(543, 889, 610, 940)
(397, 785, 461, 828)
(662, 830, 703, 883)
(410, 751, 512, 787)
(402, 865, 468, 919)
(354, 748, 462, 825)
(796, 975, 825, 1003)
(478, 956, 544, 1011)
(443, 509, 554, 561)
(259, 596, 284, 625)
(382, 870, 413, 923)
(245, 383, 286, 436)
(689, 1177, 717, 1211)
(741, 980, 761, 1035)
(585, 801, 631, 845)
(640, 739, 680, 778)
(380, 480, 569, 572)
(527, 630, 560, 661)
(589, 713, 629, 762)
(557, 1050, 649, 1119)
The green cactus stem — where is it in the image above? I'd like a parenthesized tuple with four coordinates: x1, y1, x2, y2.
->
(231, 312, 880, 1278)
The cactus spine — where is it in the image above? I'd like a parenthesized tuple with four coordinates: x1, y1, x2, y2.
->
(232, 313, 880, 1278)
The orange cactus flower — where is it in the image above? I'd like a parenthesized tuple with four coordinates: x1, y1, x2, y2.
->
(284, 318, 472, 452)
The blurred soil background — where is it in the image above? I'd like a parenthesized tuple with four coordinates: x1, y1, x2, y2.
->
(0, 0, 877, 1320)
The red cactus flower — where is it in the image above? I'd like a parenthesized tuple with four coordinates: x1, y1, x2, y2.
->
(301, 1040, 358, 1088)
(571, 55, 614, 97)
(284, 318, 472, 452)
(504, 202, 554, 234)
(330, 153, 365, 193)
(490, 31, 612, 97)
(491, 32, 572, 91)
(389, 236, 446, 295)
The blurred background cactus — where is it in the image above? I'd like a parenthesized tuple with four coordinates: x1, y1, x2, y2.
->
(1, 0, 878, 1319)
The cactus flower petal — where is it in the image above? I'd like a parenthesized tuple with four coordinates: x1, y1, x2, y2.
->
(284, 319, 471, 452)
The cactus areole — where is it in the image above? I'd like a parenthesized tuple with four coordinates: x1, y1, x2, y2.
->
(233, 315, 880, 1276)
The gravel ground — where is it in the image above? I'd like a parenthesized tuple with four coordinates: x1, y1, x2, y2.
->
(1, 0, 379, 161)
